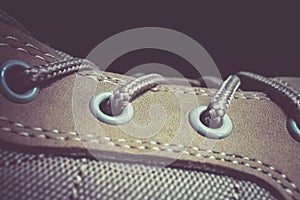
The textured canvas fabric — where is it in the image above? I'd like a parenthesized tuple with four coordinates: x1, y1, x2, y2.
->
(0, 148, 277, 200)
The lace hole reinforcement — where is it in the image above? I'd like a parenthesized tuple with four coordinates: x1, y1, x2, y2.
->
(189, 106, 233, 139)
(287, 118, 300, 142)
(0, 60, 39, 103)
(89, 92, 134, 125)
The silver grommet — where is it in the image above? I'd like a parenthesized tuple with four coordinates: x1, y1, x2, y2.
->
(189, 106, 233, 139)
(287, 118, 300, 142)
(0, 60, 39, 103)
(89, 92, 134, 125)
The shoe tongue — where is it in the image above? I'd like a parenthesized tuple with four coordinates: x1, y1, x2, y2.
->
(0, 10, 31, 35)
(0, 10, 65, 68)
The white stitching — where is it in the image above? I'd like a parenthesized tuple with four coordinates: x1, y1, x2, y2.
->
(2, 35, 57, 61)
(25, 43, 39, 50)
(152, 85, 269, 100)
(5, 35, 57, 59)
(0, 125, 298, 199)
(0, 117, 298, 198)
(0, 36, 280, 101)
(0, 116, 93, 138)
(78, 71, 127, 85)
(0, 43, 9, 47)
(35, 55, 46, 61)
(0, 42, 49, 63)
(78, 73, 270, 100)
(2, 116, 282, 175)
(16, 47, 28, 53)
(6, 36, 19, 42)
(45, 53, 56, 59)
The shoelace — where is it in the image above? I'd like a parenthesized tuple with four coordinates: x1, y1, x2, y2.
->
(6, 57, 300, 139)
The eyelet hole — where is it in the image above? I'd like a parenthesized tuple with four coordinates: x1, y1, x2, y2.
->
(287, 118, 300, 142)
(90, 92, 134, 125)
(5, 65, 31, 94)
(189, 106, 233, 139)
(99, 98, 119, 117)
(0, 60, 39, 103)
(199, 111, 223, 129)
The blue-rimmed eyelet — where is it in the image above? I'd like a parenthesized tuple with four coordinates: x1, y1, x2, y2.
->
(189, 106, 233, 139)
(287, 118, 300, 142)
(89, 92, 134, 125)
(0, 60, 39, 103)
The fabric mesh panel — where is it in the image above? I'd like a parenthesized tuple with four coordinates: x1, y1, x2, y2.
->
(0, 148, 277, 200)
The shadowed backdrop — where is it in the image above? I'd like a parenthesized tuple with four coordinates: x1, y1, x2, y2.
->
(2, 1, 300, 79)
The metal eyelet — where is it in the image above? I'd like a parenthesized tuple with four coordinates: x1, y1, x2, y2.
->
(89, 92, 134, 125)
(189, 106, 233, 139)
(287, 118, 300, 142)
(0, 60, 39, 103)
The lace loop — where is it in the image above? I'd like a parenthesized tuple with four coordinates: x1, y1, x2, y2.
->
(22, 58, 96, 85)
(237, 71, 300, 126)
(189, 106, 233, 139)
(90, 92, 134, 125)
(104, 73, 168, 116)
(2, 57, 300, 141)
(200, 75, 240, 128)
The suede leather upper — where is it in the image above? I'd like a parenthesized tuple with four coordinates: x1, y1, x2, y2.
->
(0, 19, 300, 200)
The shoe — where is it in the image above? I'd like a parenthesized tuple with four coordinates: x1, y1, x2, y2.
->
(0, 10, 299, 200)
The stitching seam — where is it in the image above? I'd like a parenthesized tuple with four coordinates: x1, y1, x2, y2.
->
(77, 73, 270, 100)
(0, 35, 271, 101)
(0, 41, 51, 63)
(0, 38, 269, 102)
(1, 34, 57, 61)
(0, 116, 298, 198)
(70, 161, 86, 200)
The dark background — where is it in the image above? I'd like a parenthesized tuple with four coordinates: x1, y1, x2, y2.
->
(2, 1, 300, 79)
